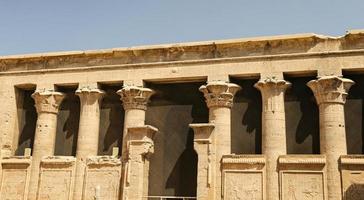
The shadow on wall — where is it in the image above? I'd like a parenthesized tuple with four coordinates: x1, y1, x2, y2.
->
(344, 183, 364, 200)
(285, 77, 320, 154)
(15, 89, 37, 156)
(231, 79, 262, 154)
(55, 88, 80, 156)
(147, 82, 208, 197)
(99, 85, 124, 156)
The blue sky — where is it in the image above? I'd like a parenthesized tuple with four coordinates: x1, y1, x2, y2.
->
(0, 0, 363, 56)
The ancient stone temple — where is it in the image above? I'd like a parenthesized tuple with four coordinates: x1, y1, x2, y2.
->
(0, 30, 364, 200)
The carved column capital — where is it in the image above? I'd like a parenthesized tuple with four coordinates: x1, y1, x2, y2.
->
(199, 81, 241, 108)
(76, 87, 105, 105)
(254, 78, 291, 112)
(307, 76, 354, 105)
(254, 78, 291, 97)
(31, 90, 65, 114)
(117, 86, 154, 111)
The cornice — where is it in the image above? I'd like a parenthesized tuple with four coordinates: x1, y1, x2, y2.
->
(1, 30, 364, 74)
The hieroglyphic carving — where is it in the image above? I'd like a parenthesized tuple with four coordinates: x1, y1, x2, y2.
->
(224, 171, 262, 200)
(0, 157, 31, 200)
(38, 170, 73, 200)
(83, 156, 121, 200)
(281, 172, 324, 200)
(222, 155, 266, 200)
(37, 156, 75, 200)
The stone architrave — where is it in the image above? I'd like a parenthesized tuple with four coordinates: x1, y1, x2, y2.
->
(199, 81, 241, 199)
(73, 87, 104, 200)
(278, 155, 327, 200)
(254, 77, 291, 200)
(307, 76, 354, 200)
(190, 123, 215, 200)
(122, 125, 157, 200)
(37, 156, 76, 200)
(340, 155, 364, 200)
(83, 156, 122, 200)
(28, 90, 64, 200)
(221, 155, 266, 200)
(0, 156, 31, 200)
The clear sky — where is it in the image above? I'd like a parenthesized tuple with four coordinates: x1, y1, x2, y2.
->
(0, 0, 363, 56)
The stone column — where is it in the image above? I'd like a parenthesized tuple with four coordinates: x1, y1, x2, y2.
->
(199, 81, 240, 199)
(117, 85, 154, 199)
(28, 90, 64, 200)
(190, 123, 215, 200)
(254, 78, 291, 200)
(307, 76, 354, 200)
(73, 87, 105, 200)
(123, 125, 158, 200)
(117, 86, 154, 160)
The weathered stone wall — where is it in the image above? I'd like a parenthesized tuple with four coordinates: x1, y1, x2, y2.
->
(1, 31, 364, 199)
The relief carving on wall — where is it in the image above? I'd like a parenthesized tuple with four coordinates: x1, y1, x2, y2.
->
(282, 173, 324, 200)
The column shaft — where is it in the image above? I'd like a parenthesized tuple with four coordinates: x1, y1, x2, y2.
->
(73, 88, 104, 200)
(255, 78, 290, 200)
(199, 81, 240, 199)
(308, 76, 354, 200)
(28, 90, 64, 200)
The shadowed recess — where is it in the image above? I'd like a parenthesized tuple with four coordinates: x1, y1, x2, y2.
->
(284, 76, 319, 154)
(146, 82, 208, 197)
(99, 84, 124, 156)
(231, 78, 262, 154)
(55, 86, 80, 156)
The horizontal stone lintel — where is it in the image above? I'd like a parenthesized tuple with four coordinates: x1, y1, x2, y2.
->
(222, 154, 266, 165)
(1, 156, 32, 165)
(340, 155, 364, 165)
(86, 156, 121, 166)
(278, 155, 326, 165)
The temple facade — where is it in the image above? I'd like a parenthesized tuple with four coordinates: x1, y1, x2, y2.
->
(0, 30, 364, 200)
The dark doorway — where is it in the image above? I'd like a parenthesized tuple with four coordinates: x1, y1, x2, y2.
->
(231, 78, 262, 154)
(146, 82, 208, 197)
(55, 86, 80, 156)
(15, 87, 37, 156)
(98, 84, 124, 156)
(284, 76, 319, 154)
(343, 74, 364, 154)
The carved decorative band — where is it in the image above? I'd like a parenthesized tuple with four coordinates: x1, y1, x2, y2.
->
(222, 155, 266, 164)
(40, 156, 76, 166)
(278, 155, 326, 165)
(340, 155, 364, 165)
(1, 156, 32, 165)
(86, 156, 121, 166)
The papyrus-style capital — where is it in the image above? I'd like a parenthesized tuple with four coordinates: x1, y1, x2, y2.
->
(307, 76, 354, 105)
(199, 81, 241, 108)
(76, 87, 105, 105)
(127, 125, 158, 156)
(117, 86, 154, 111)
(254, 78, 291, 112)
(31, 90, 65, 114)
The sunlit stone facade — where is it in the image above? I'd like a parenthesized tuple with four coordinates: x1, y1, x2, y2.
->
(1, 30, 364, 200)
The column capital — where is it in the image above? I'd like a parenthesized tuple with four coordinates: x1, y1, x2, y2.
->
(127, 125, 158, 156)
(76, 87, 105, 104)
(254, 77, 291, 97)
(307, 76, 354, 105)
(31, 90, 64, 114)
(199, 81, 241, 108)
(117, 86, 154, 111)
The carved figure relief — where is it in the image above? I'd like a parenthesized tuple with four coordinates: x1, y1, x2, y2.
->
(38, 170, 72, 200)
(224, 171, 263, 200)
(0, 170, 28, 200)
(282, 173, 324, 200)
